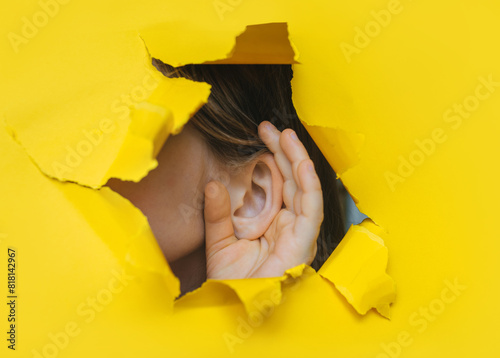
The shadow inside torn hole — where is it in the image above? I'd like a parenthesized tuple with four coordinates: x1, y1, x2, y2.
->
(337, 179, 369, 233)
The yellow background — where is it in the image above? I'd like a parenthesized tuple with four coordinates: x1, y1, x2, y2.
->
(1, 0, 499, 357)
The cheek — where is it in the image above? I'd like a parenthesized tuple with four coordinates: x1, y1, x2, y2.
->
(181, 187, 206, 241)
(160, 189, 206, 263)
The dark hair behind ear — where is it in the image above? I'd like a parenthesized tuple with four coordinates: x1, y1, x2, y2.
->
(153, 59, 345, 270)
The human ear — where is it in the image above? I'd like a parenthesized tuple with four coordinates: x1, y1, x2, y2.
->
(224, 153, 284, 240)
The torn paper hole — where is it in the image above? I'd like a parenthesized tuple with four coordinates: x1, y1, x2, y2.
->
(126, 23, 387, 317)
(3, 16, 393, 321)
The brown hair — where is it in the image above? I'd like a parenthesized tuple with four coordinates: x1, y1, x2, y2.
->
(152, 59, 344, 270)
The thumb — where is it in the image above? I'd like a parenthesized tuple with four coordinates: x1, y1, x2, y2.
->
(204, 181, 237, 252)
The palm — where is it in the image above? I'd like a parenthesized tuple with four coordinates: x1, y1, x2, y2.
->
(205, 122, 323, 280)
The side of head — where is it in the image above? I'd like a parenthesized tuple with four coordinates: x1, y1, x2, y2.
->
(153, 60, 345, 270)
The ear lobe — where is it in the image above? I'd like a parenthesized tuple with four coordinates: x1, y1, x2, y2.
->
(228, 153, 283, 240)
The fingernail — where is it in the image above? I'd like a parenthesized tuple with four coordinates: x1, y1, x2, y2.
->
(307, 161, 315, 172)
(291, 131, 298, 140)
(259, 121, 270, 132)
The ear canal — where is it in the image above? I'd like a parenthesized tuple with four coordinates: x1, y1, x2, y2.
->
(229, 154, 284, 240)
(234, 182, 266, 218)
(253, 161, 268, 179)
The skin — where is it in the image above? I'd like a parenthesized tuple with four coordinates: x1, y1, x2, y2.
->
(108, 120, 324, 295)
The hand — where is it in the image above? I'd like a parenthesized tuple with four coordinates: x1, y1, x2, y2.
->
(204, 121, 324, 279)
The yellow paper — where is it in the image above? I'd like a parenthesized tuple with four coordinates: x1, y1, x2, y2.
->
(1, 0, 499, 357)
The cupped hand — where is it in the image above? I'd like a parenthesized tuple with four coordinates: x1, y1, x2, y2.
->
(204, 121, 324, 279)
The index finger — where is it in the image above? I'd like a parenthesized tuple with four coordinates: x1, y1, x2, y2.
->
(258, 121, 297, 212)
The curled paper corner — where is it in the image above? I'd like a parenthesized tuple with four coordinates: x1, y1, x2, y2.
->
(319, 219, 396, 319)
(142, 21, 298, 67)
(288, 33, 301, 65)
(302, 123, 365, 177)
(4, 38, 211, 189)
(103, 61, 212, 184)
(175, 264, 315, 316)
(81, 58, 212, 186)
(203, 22, 299, 65)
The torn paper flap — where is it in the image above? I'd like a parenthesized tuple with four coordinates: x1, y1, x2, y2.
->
(142, 22, 299, 66)
(5, 41, 211, 189)
(319, 219, 396, 318)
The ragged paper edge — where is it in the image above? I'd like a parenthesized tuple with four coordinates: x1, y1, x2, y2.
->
(175, 264, 314, 316)
(0, 122, 182, 310)
(57, 181, 182, 311)
(2, 94, 182, 307)
(141, 22, 299, 67)
(203, 22, 300, 64)
(87, 21, 301, 314)
(4, 36, 211, 189)
(5, 18, 394, 320)
(3, 21, 303, 316)
(290, 56, 395, 318)
(318, 219, 396, 319)
(100, 187, 182, 303)
(6, 21, 298, 197)
(4, 22, 299, 188)
(138, 22, 392, 318)
(101, 40, 212, 185)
